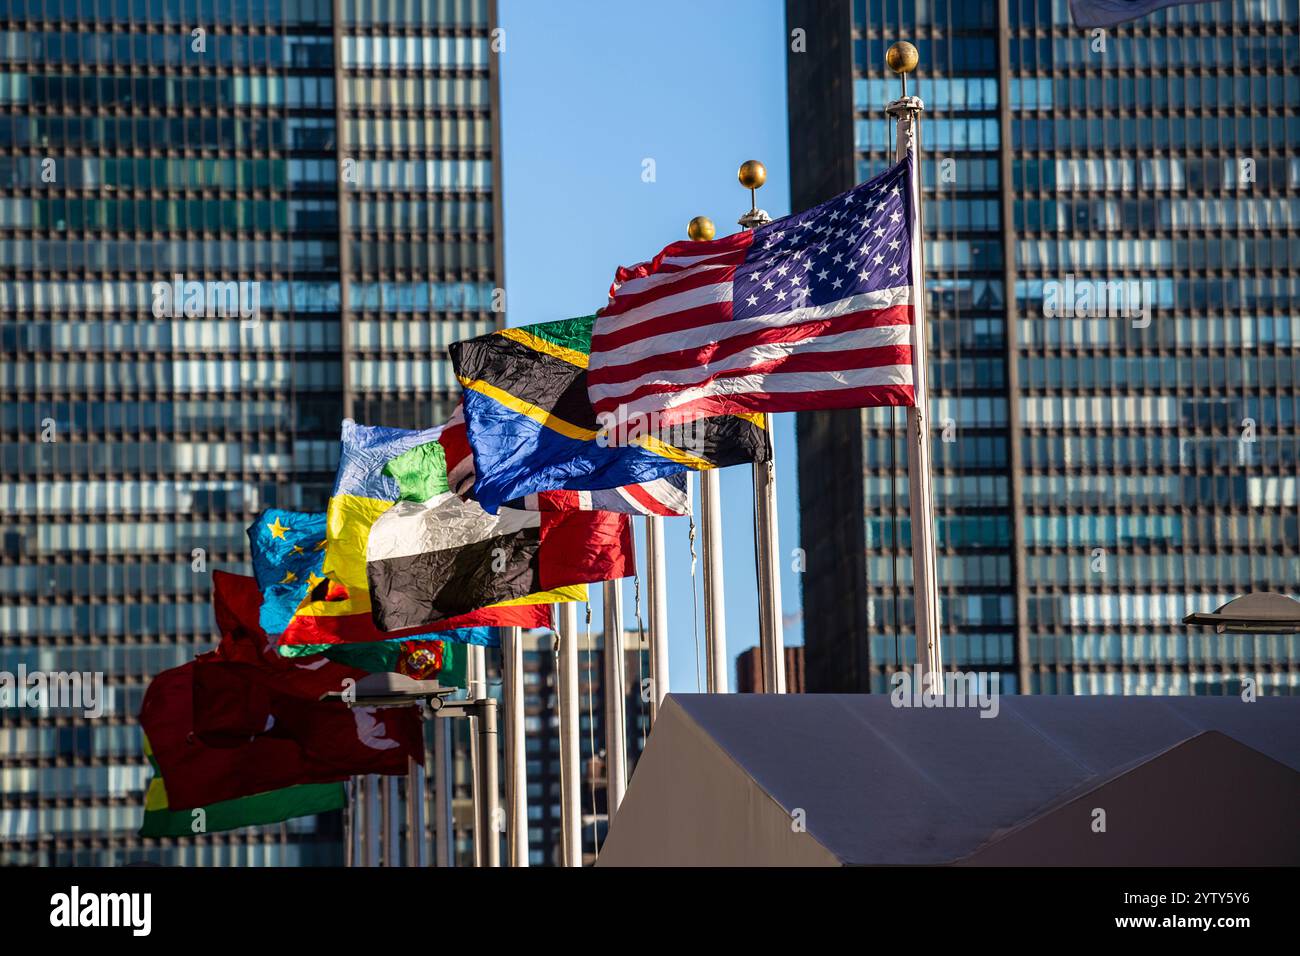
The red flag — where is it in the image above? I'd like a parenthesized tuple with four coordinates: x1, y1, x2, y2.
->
(139, 661, 421, 811)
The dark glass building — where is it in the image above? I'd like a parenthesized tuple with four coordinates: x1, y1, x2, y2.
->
(788, 0, 1300, 695)
(0, 0, 502, 865)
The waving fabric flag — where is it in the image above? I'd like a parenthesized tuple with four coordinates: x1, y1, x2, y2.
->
(277, 420, 584, 647)
(1068, 0, 1210, 26)
(587, 157, 917, 426)
(139, 733, 344, 837)
(366, 435, 634, 632)
(450, 315, 766, 514)
(247, 509, 326, 637)
(140, 659, 419, 810)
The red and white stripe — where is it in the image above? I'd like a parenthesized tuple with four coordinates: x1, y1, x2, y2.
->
(588, 232, 916, 427)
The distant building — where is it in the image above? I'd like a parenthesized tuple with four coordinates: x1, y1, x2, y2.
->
(787, 0, 1300, 695)
(1, 0, 503, 865)
(735, 646, 806, 694)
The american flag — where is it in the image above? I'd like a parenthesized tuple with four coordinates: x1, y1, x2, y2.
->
(588, 156, 919, 426)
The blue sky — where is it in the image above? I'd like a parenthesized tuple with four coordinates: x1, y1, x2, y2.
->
(497, 0, 801, 692)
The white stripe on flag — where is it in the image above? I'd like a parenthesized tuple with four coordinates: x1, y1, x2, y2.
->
(366, 494, 541, 563)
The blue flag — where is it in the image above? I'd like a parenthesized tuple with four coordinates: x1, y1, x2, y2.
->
(1068, 0, 1212, 27)
(247, 509, 327, 637)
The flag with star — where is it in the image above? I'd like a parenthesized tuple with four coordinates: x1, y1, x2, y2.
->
(587, 155, 918, 426)
(248, 509, 328, 637)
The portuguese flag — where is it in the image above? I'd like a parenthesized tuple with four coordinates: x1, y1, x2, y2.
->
(140, 733, 344, 838)
(366, 437, 634, 632)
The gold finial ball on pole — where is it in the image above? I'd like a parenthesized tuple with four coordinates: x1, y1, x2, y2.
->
(738, 160, 767, 190)
(886, 40, 919, 74)
(687, 216, 716, 242)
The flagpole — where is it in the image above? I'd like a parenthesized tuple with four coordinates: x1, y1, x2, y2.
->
(556, 601, 582, 865)
(645, 515, 670, 716)
(405, 753, 423, 867)
(601, 580, 627, 820)
(737, 162, 787, 694)
(686, 216, 730, 694)
(475, 692, 501, 868)
(345, 776, 356, 866)
(433, 714, 453, 866)
(467, 644, 483, 865)
(365, 774, 381, 866)
(501, 625, 530, 866)
(886, 41, 944, 683)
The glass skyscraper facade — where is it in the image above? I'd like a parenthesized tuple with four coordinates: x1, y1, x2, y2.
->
(0, 0, 501, 865)
(789, 0, 1300, 695)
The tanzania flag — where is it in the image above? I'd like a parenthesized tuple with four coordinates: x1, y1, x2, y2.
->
(247, 509, 326, 637)
(140, 733, 344, 838)
(449, 315, 769, 514)
(367, 437, 634, 632)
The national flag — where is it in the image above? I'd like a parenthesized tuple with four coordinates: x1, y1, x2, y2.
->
(285, 420, 585, 646)
(247, 508, 326, 637)
(366, 437, 634, 632)
(1068, 0, 1211, 27)
(139, 659, 419, 810)
(139, 732, 344, 838)
(213, 569, 466, 687)
(449, 315, 767, 514)
(587, 156, 918, 426)
(279, 569, 560, 647)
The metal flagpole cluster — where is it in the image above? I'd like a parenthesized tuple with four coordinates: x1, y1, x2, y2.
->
(686, 215, 731, 694)
(885, 41, 944, 683)
(737, 161, 787, 694)
(556, 601, 582, 865)
(501, 625, 529, 866)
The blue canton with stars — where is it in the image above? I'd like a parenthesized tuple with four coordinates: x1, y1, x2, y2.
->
(733, 156, 912, 320)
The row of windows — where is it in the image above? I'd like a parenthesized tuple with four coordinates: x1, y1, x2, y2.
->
(1027, 591, 1299, 628)
(0, 280, 349, 312)
(866, 434, 1008, 470)
(1019, 236, 1300, 272)
(340, 34, 487, 69)
(0, 722, 173, 759)
(0, 804, 330, 841)
(1018, 315, 1300, 349)
(2, 358, 345, 391)
(1025, 514, 1299, 549)
(0, 30, 334, 69)
(854, 76, 998, 113)
(1009, 73, 1300, 112)
(853, 37, 997, 73)
(1015, 114, 1300, 152)
(12, 441, 333, 475)
(1023, 433, 1300, 472)
(350, 238, 493, 273)
(5, 477, 267, 513)
(1014, 197, 1300, 233)
(351, 198, 493, 231)
(1020, 395, 1300, 430)
(856, 116, 1000, 152)
(1023, 475, 1298, 510)
(1, 158, 318, 191)
(0, 563, 217, 598)
(0, 399, 304, 433)
(926, 198, 1001, 232)
(1010, 33, 1295, 70)
(349, 358, 460, 391)
(1022, 355, 1299, 393)
(3, 317, 484, 353)
(0, 0, 337, 26)
(343, 75, 490, 109)
(343, 116, 491, 151)
(0, 72, 336, 109)
(1028, 631, 1300, 667)
(7, 198, 342, 232)
(0, 114, 337, 152)
(0, 642, 212, 676)
(0, 238, 340, 272)
(14, 518, 259, 553)
(1014, 157, 1300, 193)
(1019, 276, 1296, 311)
(2, 601, 215, 636)
(1022, 553, 1300, 590)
